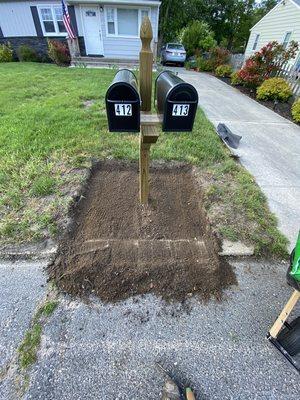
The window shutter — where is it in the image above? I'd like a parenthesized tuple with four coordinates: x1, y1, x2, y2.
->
(30, 6, 44, 37)
(68, 6, 78, 37)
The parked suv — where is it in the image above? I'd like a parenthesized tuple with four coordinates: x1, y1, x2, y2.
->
(161, 43, 187, 67)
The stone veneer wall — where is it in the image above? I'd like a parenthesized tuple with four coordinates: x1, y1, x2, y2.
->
(0, 36, 85, 61)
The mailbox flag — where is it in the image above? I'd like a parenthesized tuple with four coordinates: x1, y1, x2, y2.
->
(62, 0, 76, 39)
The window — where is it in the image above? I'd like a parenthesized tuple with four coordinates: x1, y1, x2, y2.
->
(107, 8, 115, 34)
(283, 32, 292, 49)
(252, 33, 260, 50)
(167, 44, 185, 51)
(54, 7, 66, 33)
(38, 5, 67, 36)
(105, 7, 150, 37)
(141, 9, 149, 22)
(118, 9, 138, 36)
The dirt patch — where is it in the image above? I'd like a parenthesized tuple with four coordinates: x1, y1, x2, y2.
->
(216, 76, 299, 124)
(48, 160, 236, 303)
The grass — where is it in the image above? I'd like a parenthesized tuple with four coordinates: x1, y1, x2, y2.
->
(18, 323, 42, 369)
(30, 176, 56, 197)
(18, 299, 59, 369)
(35, 300, 59, 319)
(0, 62, 288, 257)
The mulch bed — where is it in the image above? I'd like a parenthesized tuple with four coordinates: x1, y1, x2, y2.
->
(48, 160, 236, 303)
(216, 76, 298, 124)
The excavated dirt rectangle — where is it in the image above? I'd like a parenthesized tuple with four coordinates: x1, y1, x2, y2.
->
(49, 161, 236, 303)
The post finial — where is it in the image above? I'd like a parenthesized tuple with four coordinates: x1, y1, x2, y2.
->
(140, 16, 153, 51)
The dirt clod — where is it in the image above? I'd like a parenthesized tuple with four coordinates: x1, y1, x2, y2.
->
(48, 161, 236, 303)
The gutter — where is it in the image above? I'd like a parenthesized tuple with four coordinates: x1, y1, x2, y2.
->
(68, 0, 161, 5)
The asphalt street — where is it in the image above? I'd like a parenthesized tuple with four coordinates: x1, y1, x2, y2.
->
(1, 258, 299, 399)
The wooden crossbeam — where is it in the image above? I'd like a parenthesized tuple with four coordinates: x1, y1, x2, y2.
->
(269, 290, 300, 339)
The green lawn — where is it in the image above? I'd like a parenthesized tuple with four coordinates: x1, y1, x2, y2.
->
(0, 62, 288, 257)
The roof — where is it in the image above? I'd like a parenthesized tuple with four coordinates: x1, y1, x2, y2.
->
(251, 0, 300, 30)
(67, 0, 160, 4)
(0, 0, 161, 2)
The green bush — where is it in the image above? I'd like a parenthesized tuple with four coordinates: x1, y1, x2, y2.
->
(47, 39, 70, 66)
(196, 56, 214, 72)
(17, 45, 39, 62)
(231, 70, 243, 85)
(215, 64, 233, 77)
(292, 99, 300, 123)
(181, 20, 216, 56)
(0, 43, 13, 62)
(256, 77, 292, 102)
(209, 47, 230, 69)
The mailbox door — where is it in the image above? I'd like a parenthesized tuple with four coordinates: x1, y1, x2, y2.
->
(106, 81, 140, 133)
(163, 99, 198, 132)
(106, 98, 140, 132)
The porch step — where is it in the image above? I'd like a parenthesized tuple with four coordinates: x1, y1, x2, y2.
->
(71, 56, 139, 68)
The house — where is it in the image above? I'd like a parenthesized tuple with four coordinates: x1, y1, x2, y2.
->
(0, 0, 161, 60)
(244, 0, 300, 69)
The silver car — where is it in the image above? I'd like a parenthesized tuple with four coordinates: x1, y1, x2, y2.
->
(161, 43, 187, 67)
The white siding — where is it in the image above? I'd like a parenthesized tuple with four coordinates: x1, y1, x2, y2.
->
(245, 0, 300, 65)
(0, 2, 36, 36)
(75, 3, 159, 58)
(0, 1, 66, 37)
(102, 6, 158, 59)
(0, 0, 160, 59)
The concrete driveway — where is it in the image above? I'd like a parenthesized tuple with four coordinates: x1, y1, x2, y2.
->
(173, 68, 300, 250)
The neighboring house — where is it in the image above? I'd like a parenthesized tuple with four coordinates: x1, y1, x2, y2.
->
(0, 0, 161, 60)
(244, 0, 300, 69)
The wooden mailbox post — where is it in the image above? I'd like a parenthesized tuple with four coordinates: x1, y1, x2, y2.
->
(139, 17, 160, 204)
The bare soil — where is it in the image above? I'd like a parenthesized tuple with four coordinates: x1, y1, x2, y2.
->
(48, 160, 236, 303)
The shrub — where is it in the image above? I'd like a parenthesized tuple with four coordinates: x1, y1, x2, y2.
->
(256, 77, 292, 102)
(17, 45, 39, 62)
(196, 56, 214, 72)
(185, 60, 191, 70)
(47, 40, 70, 66)
(209, 47, 230, 69)
(292, 99, 300, 123)
(215, 64, 233, 77)
(181, 21, 216, 56)
(231, 70, 243, 85)
(0, 42, 13, 62)
(238, 41, 299, 88)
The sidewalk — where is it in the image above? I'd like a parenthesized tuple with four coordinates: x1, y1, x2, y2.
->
(178, 70, 300, 250)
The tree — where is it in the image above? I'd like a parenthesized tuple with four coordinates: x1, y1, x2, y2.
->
(181, 20, 217, 56)
(158, 0, 279, 52)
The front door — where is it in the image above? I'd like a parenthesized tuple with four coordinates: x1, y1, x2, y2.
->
(81, 6, 104, 56)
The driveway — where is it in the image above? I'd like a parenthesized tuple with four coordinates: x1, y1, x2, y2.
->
(174, 68, 300, 250)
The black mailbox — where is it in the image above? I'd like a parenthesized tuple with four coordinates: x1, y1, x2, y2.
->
(106, 69, 140, 132)
(155, 71, 198, 132)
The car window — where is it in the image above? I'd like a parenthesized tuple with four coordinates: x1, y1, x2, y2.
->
(167, 44, 184, 50)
